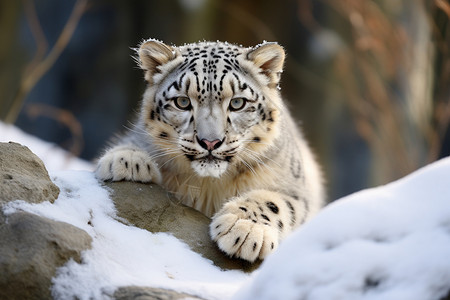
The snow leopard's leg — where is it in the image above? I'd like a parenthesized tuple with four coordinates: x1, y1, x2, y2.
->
(95, 145, 161, 184)
(210, 189, 306, 262)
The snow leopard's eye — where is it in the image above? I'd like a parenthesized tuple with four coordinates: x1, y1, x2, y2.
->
(229, 97, 247, 111)
(173, 97, 191, 110)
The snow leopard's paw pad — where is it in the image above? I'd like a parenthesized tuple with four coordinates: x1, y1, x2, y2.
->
(95, 147, 161, 184)
(210, 196, 280, 262)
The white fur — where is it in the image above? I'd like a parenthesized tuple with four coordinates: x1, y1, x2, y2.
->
(96, 145, 161, 184)
(96, 40, 325, 262)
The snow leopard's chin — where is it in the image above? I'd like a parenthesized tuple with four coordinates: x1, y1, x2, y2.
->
(191, 158, 229, 178)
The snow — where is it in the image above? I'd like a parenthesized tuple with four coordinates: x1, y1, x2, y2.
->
(235, 157, 450, 300)
(2, 123, 450, 300)
(0, 122, 93, 171)
(4, 171, 249, 300)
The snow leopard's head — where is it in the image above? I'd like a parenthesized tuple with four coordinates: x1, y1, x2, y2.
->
(137, 39, 285, 178)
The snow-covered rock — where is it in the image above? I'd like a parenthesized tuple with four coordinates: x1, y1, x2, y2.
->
(106, 180, 258, 273)
(235, 157, 450, 300)
(0, 142, 92, 300)
(1, 141, 251, 300)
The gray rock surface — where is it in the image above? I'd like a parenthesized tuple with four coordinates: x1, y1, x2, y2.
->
(0, 142, 60, 205)
(0, 211, 92, 300)
(114, 286, 205, 300)
(0, 142, 92, 300)
(105, 181, 260, 273)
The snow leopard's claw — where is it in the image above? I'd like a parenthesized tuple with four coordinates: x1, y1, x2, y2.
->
(95, 146, 161, 184)
(210, 199, 279, 262)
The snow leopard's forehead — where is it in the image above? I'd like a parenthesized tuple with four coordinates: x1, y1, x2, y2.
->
(158, 41, 267, 106)
(177, 41, 248, 57)
(175, 41, 250, 88)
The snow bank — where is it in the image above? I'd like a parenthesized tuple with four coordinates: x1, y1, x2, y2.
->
(3, 123, 450, 300)
(235, 157, 450, 300)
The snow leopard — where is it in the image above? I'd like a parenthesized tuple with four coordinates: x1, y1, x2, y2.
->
(95, 39, 325, 262)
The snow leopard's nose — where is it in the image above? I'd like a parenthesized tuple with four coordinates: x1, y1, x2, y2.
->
(197, 136, 223, 151)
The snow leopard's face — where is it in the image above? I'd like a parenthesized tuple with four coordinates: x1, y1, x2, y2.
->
(138, 40, 285, 178)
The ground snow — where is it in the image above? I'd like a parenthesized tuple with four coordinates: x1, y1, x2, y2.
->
(4, 171, 248, 299)
(235, 157, 450, 300)
(2, 124, 450, 299)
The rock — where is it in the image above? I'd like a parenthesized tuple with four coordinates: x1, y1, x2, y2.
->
(105, 181, 260, 272)
(0, 211, 92, 300)
(0, 142, 60, 205)
(0, 142, 92, 300)
(114, 286, 205, 300)
(0, 141, 256, 300)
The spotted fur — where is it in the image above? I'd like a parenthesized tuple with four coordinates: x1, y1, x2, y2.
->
(95, 39, 325, 262)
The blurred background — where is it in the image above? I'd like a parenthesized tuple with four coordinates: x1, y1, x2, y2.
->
(0, 0, 449, 201)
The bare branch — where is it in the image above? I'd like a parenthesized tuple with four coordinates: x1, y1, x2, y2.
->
(23, 0, 48, 74)
(5, 0, 88, 124)
(25, 103, 84, 157)
(435, 0, 450, 18)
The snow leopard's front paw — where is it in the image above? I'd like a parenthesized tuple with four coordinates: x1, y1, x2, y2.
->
(95, 146, 161, 184)
(210, 191, 285, 262)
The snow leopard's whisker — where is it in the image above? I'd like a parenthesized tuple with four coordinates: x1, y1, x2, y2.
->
(150, 141, 181, 153)
(241, 160, 258, 177)
(149, 151, 181, 161)
(240, 149, 265, 165)
(150, 151, 179, 160)
(147, 145, 182, 159)
(235, 153, 258, 177)
(148, 145, 179, 154)
(123, 122, 149, 137)
(241, 147, 282, 168)
(240, 149, 277, 174)
(178, 173, 197, 189)
(149, 148, 183, 160)
(158, 153, 186, 169)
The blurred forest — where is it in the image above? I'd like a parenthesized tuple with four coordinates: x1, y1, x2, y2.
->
(0, 0, 449, 201)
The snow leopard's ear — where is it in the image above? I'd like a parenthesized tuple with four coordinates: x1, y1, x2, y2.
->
(246, 43, 285, 89)
(138, 40, 179, 84)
